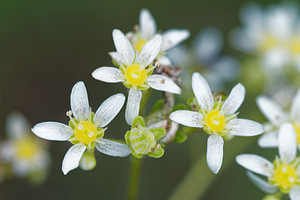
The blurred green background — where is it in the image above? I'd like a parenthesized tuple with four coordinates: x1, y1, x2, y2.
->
(0, 0, 288, 199)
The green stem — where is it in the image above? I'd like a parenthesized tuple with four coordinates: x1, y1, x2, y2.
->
(127, 157, 143, 200)
(167, 138, 256, 200)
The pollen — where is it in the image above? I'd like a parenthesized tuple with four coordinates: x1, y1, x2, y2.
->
(74, 121, 98, 145)
(125, 64, 147, 87)
(272, 164, 298, 190)
(204, 110, 226, 133)
(134, 39, 148, 53)
(292, 123, 300, 144)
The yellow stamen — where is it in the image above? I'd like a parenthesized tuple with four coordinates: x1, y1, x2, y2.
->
(15, 137, 39, 159)
(259, 34, 279, 53)
(74, 121, 98, 144)
(272, 164, 298, 189)
(204, 110, 226, 133)
(125, 64, 147, 87)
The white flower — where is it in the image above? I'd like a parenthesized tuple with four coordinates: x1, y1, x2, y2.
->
(256, 89, 300, 148)
(231, 2, 300, 72)
(0, 112, 50, 179)
(32, 81, 131, 175)
(92, 29, 181, 125)
(236, 123, 300, 200)
(126, 8, 190, 66)
(170, 72, 263, 174)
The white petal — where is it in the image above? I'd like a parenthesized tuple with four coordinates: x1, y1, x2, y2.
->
(32, 122, 73, 141)
(70, 81, 90, 121)
(62, 143, 86, 175)
(95, 139, 131, 157)
(92, 67, 124, 83)
(161, 29, 190, 51)
(236, 154, 273, 177)
(112, 29, 135, 65)
(256, 95, 287, 127)
(138, 34, 162, 66)
(207, 134, 224, 174)
(170, 110, 203, 128)
(94, 93, 125, 128)
(146, 74, 181, 94)
(6, 112, 29, 138)
(262, 48, 289, 72)
(227, 118, 264, 136)
(109, 51, 122, 65)
(279, 123, 297, 163)
(290, 89, 300, 121)
(157, 56, 172, 66)
(221, 83, 245, 115)
(139, 9, 156, 39)
(125, 88, 142, 125)
(0, 141, 14, 162)
(192, 72, 214, 111)
(290, 186, 300, 200)
(258, 131, 278, 148)
(246, 171, 278, 194)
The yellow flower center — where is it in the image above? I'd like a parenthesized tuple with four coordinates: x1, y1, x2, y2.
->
(204, 110, 226, 133)
(15, 137, 39, 159)
(74, 121, 98, 145)
(293, 123, 300, 145)
(134, 39, 148, 53)
(259, 35, 279, 53)
(273, 164, 298, 190)
(125, 64, 147, 87)
(288, 36, 300, 55)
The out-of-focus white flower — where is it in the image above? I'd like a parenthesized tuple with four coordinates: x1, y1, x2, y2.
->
(32, 81, 131, 175)
(236, 123, 300, 200)
(92, 29, 181, 125)
(0, 112, 50, 182)
(126, 9, 190, 66)
(170, 72, 263, 174)
(231, 2, 300, 72)
(257, 89, 300, 149)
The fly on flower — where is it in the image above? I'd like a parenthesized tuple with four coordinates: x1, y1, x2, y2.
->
(236, 123, 300, 200)
(126, 9, 190, 66)
(32, 81, 131, 175)
(170, 72, 264, 174)
(256, 89, 300, 149)
(0, 112, 50, 183)
(92, 29, 181, 125)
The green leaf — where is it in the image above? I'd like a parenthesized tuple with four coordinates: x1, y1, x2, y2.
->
(173, 131, 188, 143)
(151, 99, 164, 113)
(150, 127, 166, 140)
(132, 116, 145, 128)
(186, 97, 200, 111)
(172, 104, 187, 112)
(148, 148, 164, 158)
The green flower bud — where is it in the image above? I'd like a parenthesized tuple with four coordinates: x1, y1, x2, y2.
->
(79, 151, 96, 171)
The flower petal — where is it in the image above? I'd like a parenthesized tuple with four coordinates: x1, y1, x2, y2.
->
(290, 186, 300, 200)
(109, 51, 122, 65)
(125, 88, 142, 125)
(246, 171, 278, 194)
(112, 29, 135, 65)
(207, 134, 224, 174)
(6, 112, 29, 138)
(227, 118, 264, 136)
(290, 89, 300, 121)
(221, 83, 245, 115)
(94, 93, 125, 127)
(139, 9, 156, 39)
(138, 34, 162, 66)
(192, 72, 214, 111)
(70, 81, 90, 121)
(258, 131, 278, 148)
(95, 138, 131, 157)
(62, 143, 86, 175)
(92, 67, 124, 83)
(256, 95, 287, 127)
(32, 122, 73, 141)
(236, 154, 273, 177)
(161, 29, 190, 51)
(170, 110, 203, 128)
(146, 74, 181, 94)
(157, 56, 172, 66)
(279, 123, 297, 163)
